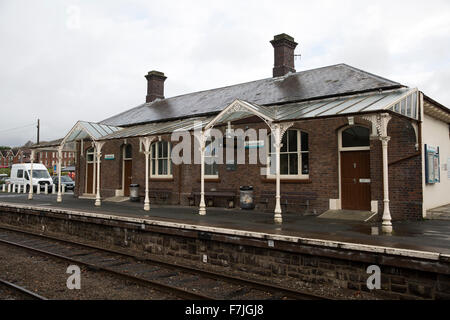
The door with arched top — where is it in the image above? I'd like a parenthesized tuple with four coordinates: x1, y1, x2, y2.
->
(339, 126, 371, 211)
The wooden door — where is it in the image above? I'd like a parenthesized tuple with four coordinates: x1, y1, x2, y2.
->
(124, 160, 132, 196)
(86, 163, 94, 194)
(341, 151, 371, 211)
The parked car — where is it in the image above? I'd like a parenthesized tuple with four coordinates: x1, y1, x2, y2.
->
(0, 174, 8, 185)
(52, 175, 75, 191)
(9, 163, 53, 192)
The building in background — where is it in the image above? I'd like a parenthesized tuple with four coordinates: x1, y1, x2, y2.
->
(35, 141, 77, 175)
(0, 141, 33, 168)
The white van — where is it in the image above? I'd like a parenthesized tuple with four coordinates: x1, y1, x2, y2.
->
(9, 163, 53, 192)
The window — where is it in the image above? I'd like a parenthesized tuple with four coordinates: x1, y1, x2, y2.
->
(17, 169, 23, 178)
(204, 138, 219, 177)
(341, 126, 370, 148)
(268, 129, 309, 177)
(151, 141, 172, 177)
(86, 148, 95, 162)
(390, 91, 418, 120)
(124, 144, 132, 159)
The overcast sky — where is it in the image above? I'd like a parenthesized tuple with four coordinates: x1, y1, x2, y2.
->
(0, 0, 449, 147)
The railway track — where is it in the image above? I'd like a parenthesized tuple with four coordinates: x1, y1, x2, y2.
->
(0, 278, 48, 300)
(0, 225, 328, 300)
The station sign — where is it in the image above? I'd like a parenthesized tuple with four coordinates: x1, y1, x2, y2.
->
(104, 154, 115, 160)
(245, 140, 264, 149)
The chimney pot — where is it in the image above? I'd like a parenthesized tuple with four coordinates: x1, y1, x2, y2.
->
(145, 70, 167, 103)
(270, 33, 298, 77)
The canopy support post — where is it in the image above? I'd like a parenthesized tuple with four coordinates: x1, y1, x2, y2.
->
(199, 130, 206, 215)
(94, 141, 105, 206)
(379, 114, 392, 233)
(140, 136, 156, 211)
(363, 113, 393, 233)
(28, 150, 35, 200)
(270, 122, 293, 224)
(56, 146, 63, 203)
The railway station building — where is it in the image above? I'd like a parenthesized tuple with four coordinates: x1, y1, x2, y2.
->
(31, 34, 450, 231)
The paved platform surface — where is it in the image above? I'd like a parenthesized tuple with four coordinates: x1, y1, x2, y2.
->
(1, 192, 450, 255)
(427, 204, 450, 220)
(318, 209, 376, 222)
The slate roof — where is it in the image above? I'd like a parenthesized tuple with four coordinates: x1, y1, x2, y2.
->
(99, 88, 418, 142)
(100, 64, 403, 127)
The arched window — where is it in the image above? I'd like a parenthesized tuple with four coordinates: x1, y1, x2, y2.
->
(151, 141, 172, 177)
(341, 126, 370, 149)
(267, 129, 309, 178)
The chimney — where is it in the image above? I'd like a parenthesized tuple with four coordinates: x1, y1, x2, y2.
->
(145, 70, 167, 103)
(270, 33, 298, 77)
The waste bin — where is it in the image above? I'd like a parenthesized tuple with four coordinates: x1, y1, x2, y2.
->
(240, 186, 254, 210)
(129, 184, 140, 202)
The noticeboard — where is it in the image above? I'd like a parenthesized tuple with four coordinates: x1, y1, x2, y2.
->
(425, 144, 440, 184)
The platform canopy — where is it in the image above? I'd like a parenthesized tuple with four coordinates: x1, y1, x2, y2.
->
(97, 116, 213, 141)
(200, 87, 419, 131)
(30, 121, 122, 150)
(61, 121, 122, 144)
(273, 87, 419, 121)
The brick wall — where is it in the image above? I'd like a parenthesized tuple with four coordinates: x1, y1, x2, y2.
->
(75, 114, 423, 220)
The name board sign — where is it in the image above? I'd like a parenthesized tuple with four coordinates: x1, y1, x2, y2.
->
(104, 154, 115, 160)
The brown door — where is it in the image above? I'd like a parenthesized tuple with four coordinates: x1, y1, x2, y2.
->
(124, 160, 132, 196)
(341, 151, 371, 211)
(86, 163, 94, 194)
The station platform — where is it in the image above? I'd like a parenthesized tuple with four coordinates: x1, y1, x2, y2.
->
(0, 192, 450, 256)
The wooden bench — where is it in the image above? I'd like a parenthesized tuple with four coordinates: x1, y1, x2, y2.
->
(188, 189, 236, 208)
(148, 188, 172, 202)
(258, 190, 317, 213)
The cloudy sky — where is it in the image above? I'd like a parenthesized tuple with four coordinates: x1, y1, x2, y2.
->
(0, 0, 449, 147)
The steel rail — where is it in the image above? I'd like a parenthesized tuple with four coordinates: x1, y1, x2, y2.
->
(0, 237, 211, 300)
(0, 278, 48, 300)
(0, 225, 329, 300)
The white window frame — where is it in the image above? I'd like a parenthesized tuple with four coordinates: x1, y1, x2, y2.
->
(85, 147, 96, 195)
(150, 141, 172, 178)
(266, 129, 309, 180)
(338, 126, 371, 152)
(204, 138, 219, 179)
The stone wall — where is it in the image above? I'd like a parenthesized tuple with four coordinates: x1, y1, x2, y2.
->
(0, 205, 447, 299)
